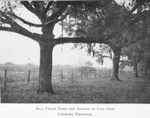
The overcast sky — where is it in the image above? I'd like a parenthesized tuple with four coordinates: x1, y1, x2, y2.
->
(0, 31, 112, 68)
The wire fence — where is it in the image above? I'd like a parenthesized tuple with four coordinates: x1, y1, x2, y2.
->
(0, 68, 134, 88)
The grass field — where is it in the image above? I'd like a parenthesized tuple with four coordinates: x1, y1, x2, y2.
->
(0, 64, 150, 103)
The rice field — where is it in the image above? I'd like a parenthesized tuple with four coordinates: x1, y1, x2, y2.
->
(0, 64, 150, 103)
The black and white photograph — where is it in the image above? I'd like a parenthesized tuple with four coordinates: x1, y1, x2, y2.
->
(0, 0, 150, 117)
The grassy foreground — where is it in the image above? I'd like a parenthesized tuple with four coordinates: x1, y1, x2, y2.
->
(1, 76, 150, 103)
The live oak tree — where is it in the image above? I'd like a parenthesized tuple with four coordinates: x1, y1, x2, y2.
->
(119, 0, 150, 77)
(142, 41, 150, 76)
(0, 1, 105, 93)
(113, 0, 150, 79)
(64, 0, 150, 81)
(121, 41, 144, 77)
(135, 39, 150, 76)
(121, 39, 150, 78)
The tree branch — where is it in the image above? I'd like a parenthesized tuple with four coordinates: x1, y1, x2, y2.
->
(46, 2, 68, 24)
(55, 37, 106, 44)
(55, 12, 69, 23)
(0, 26, 40, 42)
(21, 1, 41, 19)
(0, 11, 41, 42)
(99, 55, 112, 59)
(6, 12, 43, 27)
(32, 1, 42, 12)
(129, 3, 140, 14)
(120, 60, 131, 63)
(0, 17, 10, 24)
(122, 31, 149, 47)
(0, 27, 14, 32)
(43, 1, 54, 16)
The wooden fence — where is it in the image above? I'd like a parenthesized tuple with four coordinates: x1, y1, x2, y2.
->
(0, 69, 133, 87)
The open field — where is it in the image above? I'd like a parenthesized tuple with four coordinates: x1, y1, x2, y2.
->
(0, 64, 150, 103)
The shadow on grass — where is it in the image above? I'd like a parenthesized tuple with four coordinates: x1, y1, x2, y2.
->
(1, 78, 150, 103)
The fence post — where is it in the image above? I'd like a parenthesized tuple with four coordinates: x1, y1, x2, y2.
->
(109, 70, 111, 77)
(71, 70, 74, 82)
(81, 71, 83, 79)
(87, 70, 89, 79)
(99, 70, 101, 77)
(27, 70, 30, 84)
(95, 70, 96, 79)
(61, 70, 63, 82)
(4, 70, 7, 87)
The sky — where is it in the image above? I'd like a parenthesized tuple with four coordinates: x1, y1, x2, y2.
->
(0, 1, 113, 68)
(0, 31, 112, 68)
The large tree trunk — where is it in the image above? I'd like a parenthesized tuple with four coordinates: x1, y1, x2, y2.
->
(144, 65, 148, 76)
(37, 42, 55, 94)
(110, 47, 121, 81)
(133, 63, 139, 77)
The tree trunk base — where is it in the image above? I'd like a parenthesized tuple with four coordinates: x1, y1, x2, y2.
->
(110, 76, 120, 81)
(111, 47, 121, 82)
(37, 89, 55, 94)
(133, 75, 139, 78)
(37, 86, 55, 94)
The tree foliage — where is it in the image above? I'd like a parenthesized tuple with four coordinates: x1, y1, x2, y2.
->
(62, 0, 150, 80)
(1, 0, 150, 93)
